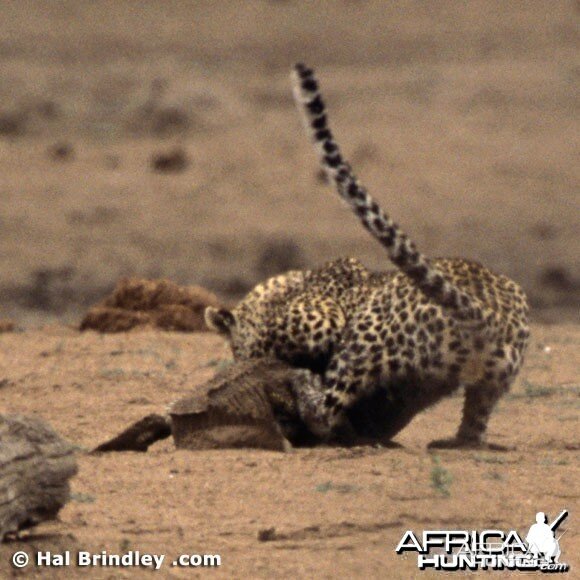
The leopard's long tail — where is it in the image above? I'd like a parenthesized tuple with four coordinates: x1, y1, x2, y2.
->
(291, 63, 483, 321)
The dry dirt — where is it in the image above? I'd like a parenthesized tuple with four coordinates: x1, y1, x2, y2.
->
(0, 323, 578, 578)
(0, 1, 578, 578)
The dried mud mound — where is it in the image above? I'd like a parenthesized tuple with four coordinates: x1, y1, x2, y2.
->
(80, 277, 223, 332)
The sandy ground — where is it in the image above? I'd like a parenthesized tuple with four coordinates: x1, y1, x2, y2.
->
(0, 323, 578, 578)
(0, 1, 578, 578)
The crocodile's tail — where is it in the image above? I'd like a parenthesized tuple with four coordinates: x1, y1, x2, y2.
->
(291, 63, 483, 321)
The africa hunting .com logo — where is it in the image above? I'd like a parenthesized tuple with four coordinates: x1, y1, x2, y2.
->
(395, 509, 570, 572)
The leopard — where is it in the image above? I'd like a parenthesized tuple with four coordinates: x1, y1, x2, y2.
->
(205, 63, 530, 450)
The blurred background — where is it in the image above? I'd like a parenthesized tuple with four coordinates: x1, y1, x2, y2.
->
(0, 0, 577, 326)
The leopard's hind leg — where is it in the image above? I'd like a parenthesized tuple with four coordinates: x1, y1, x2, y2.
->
(428, 379, 513, 451)
(428, 345, 523, 451)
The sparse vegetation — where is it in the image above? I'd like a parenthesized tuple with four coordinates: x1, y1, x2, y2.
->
(430, 456, 453, 498)
(315, 481, 360, 494)
(70, 492, 96, 504)
(119, 538, 131, 552)
(539, 457, 569, 466)
(484, 470, 504, 481)
(522, 380, 553, 398)
(474, 455, 511, 465)
(508, 380, 554, 400)
(203, 358, 234, 372)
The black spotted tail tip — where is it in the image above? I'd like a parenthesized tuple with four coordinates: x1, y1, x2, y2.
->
(294, 63, 312, 77)
(293, 63, 319, 93)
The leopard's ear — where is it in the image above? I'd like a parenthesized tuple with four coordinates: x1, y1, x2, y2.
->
(204, 307, 236, 335)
